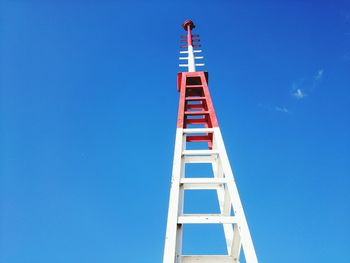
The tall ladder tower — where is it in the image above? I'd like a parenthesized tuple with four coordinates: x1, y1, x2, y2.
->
(162, 20, 258, 263)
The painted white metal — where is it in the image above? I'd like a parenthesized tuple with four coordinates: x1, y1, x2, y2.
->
(212, 127, 258, 263)
(182, 150, 219, 156)
(163, 127, 258, 263)
(163, 129, 185, 263)
(183, 155, 217, 164)
(183, 128, 214, 133)
(180, 178, 227, 190)
(182, 255, 234, 263)
(179, 43, 202, 72)
(187, 45, 196, 72)
(211, 157, 236, 256)
(178, 214, 237, 224)
(179, 50, 202, 54)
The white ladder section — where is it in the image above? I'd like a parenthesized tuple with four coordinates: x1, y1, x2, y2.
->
(163, 127, 258, 263)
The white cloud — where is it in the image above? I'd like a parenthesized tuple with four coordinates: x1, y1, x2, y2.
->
(275, 106, 289, 113)
(292, 88, 306, 99)
(311, 69, 324, 90)
(315, 69, 324, 81)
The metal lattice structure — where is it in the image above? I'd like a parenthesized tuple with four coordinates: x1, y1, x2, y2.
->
(162, 20, 258, 263)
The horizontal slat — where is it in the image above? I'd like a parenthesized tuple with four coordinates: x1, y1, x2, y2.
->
(183, 156, 216, 163)
(196, 63, 205, 66)
(183, 128, 215, 133)
(180, 34, 199, 38)
(181, 178, 227, 184)
(182, 150, 219, 156)
(182, 255, 234, 263)
(178, 214, 237, 224)
(186, 85, 203, 88)
(185, 111, 209, 115)
(180, 178, 227, 190)
(179, 50, 202, 54)
(185, 96, 206, 101)
(179, 64, 189, 67)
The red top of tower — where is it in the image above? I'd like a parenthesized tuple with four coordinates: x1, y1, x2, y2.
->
(182, 20, 195, 31)
(181, 20, 196, 53)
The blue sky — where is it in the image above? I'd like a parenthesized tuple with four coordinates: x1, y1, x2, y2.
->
(1, 0, 349, 262)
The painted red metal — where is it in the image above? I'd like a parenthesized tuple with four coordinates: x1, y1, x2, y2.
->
(182, 20, 195, 47)
(177, 20, 215, 148)
(187, 25, 192, 46)
(182, 20, 195, 31)
(176, 71, 219, 149)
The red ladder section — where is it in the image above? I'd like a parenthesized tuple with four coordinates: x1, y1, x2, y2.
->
(177, 71, 219, 149)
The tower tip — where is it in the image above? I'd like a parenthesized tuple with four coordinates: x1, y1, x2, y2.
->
(182, 20, 195, 31)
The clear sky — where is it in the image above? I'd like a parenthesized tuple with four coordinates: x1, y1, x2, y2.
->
(1, 1, 349, 262)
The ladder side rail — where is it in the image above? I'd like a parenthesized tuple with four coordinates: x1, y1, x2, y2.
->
(213, 128, 258, 263)
(213, 133, 243, 260)
(164, 70, 188, 263)
(231, 224, 242, 262)
(211, 151, 235, 255)
(199, 73, 219, 127)
(176, 134, 187, 263)
(163, 129, 185, 263)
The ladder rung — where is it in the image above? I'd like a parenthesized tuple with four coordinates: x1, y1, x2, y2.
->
(182, 256, 234, 263)
(178, 214, 237, 224)
(180, 178, 227, 190)
(186, 85, 203, 88)
(181, 178, 227, 184)
(183, 156, 216, 164)
(185, 111, 209, 115)
(183, 128, 215, 133)
(185, 96, 206, 101)
(182, 150, 218, 156)
(186, 135, 211, 143)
